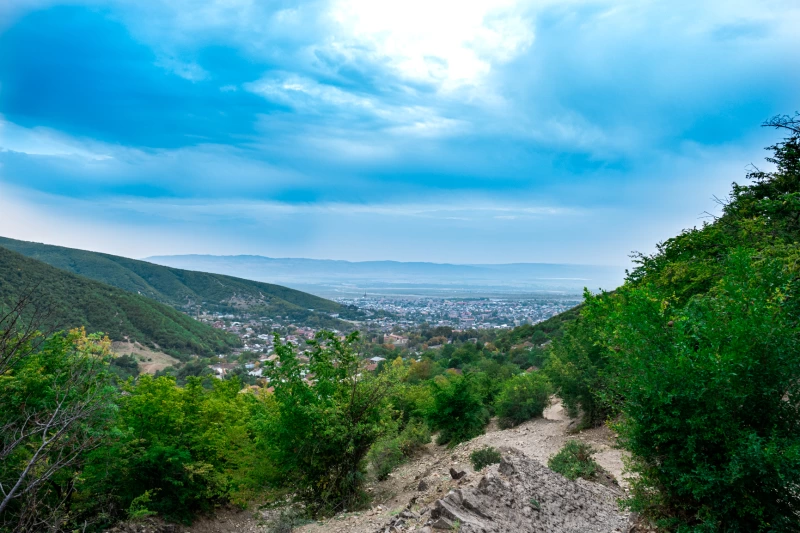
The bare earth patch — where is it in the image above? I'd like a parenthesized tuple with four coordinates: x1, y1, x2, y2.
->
(111, 341, 180, 374)
(295, 398, 628, 533)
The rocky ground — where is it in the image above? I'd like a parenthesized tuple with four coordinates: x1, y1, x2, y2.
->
(108, 399, 632, 533)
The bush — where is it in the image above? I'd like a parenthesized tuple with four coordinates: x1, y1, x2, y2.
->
(367, 437, 404, 481)
(398, 419, 431, 456)
(81, 374, 266, 524)
(426, 373, 489, 447)
(264, 507, 311, 533)
(547, 440, 599, 481)
(494, 372, 551, 429)
(470, 447, 502, 471)
(545, 315, 612, 428)
(595, 251, 800, 531)
(260, 332, 399, 516)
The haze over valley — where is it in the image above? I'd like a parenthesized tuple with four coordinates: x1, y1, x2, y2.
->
(146, 254, 625, 298)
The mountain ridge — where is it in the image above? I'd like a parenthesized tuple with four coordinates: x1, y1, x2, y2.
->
(0, 246, 239, 357)
(144, 254, 626, 295)
(0, 237, 361, 327)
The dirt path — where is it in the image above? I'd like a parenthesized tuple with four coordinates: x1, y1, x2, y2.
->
(295, 398, 625, 533)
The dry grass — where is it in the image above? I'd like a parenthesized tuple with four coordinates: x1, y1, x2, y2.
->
(110, 341, 180, 374)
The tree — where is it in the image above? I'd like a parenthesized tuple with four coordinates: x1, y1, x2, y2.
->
(545, 310, 613, 428)
(494, 372, 551, 429)
(0, 297, 115, 531)
(597, 251, 800, 531)
(261, 332, 398, 516)
(426, 372, 488, 447)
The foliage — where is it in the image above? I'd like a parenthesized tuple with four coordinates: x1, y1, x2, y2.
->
(398, 419, 431, 456)
(263, 507, 311, 533)
(545, 313, 613, 427)
(469, 447, 502, 471)
(259, 332, 398, 517)
(0, 323, 116, 532)
(549, 116, 800, 531)
(367, 436, 404, 481)
(493, 306, 581, 353)
(109, 354, 140, 382)
(79, 374, 268, 525)
(594, 250, 800, 531)
(426, 373, 489, 447)
(547, 440, 599, 481)
(494, 371, 551, 429)
(367, 418, 432, 481)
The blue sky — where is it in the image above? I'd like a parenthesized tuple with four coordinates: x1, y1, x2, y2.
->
(1, 0, 798, 265)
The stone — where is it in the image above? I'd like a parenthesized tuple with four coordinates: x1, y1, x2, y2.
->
(427, 450, 630, 533)
(449, 467, 466, 480)
(431, 517, 456, 530)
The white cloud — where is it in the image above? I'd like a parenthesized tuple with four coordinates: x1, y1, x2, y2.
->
(327, 0, 534, 91)
(155, 56, 209, 81)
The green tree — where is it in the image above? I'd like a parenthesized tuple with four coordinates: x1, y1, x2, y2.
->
(260, 332, 398, 517)
(426, 372, 488, 447)
(80, 374, 266, 524)
(594, 251, 800, 531)
(545, 312, 613, 427)
(0, 315, 116, 531)
(494, 372, 551, 429)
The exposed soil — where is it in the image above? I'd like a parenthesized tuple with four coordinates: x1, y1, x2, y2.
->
(111, 340, 180, 374)
(295, 399, 627, 533)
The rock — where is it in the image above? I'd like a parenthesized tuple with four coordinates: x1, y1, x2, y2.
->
(431, 517, 456, 530)
(428, 450, 630, 533)
(449, 467, 466, 480)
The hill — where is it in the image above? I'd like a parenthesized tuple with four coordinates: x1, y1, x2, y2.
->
(0, 237, 362, 327)
(0, 246, 239, 357)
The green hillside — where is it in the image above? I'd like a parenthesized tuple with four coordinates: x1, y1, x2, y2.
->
(0, 236, 362, 327)
(0, 246, 239, 357)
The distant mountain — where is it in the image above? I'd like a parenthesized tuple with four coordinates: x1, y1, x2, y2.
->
(0, 246, 239, 357)
(0, 237, 361, 327)
(144, 254, 625, 297)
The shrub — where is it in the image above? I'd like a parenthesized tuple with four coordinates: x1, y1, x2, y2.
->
(470, 447, 502, 471)
(545, 315, 613, 428)
(398, 419, 432, 456)
(547, 440, 599, 481)
(261, 332, 399, 516)
(81, 374, 265, 524)
(264, 507, 311, 533)
(367, 437, 404, 481)
(595, 251, 800, 531)
(426, 373, 489, 447)
(494, 372, 551, 429)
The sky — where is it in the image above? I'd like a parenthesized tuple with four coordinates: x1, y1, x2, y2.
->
(0, 0, 798, 266)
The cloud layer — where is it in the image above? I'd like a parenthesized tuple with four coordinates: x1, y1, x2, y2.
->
(1, 0, 799, 265)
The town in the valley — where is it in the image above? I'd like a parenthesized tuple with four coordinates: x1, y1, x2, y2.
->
(190, 295, 580, 383)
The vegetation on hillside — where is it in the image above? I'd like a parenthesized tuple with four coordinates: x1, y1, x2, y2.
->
(0, 236, 363, 327)
(0, 248, 239, 356)
(545, 114, 800, 530)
